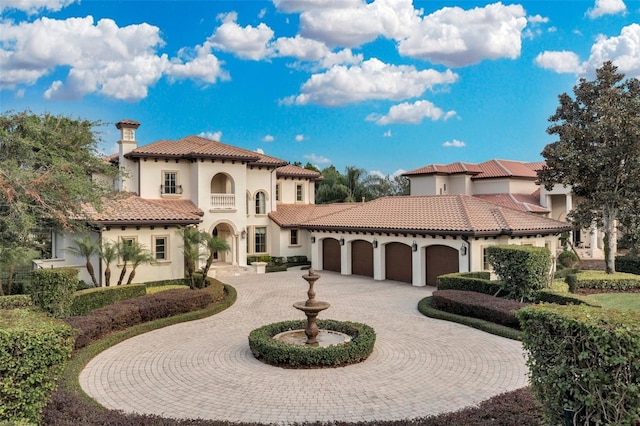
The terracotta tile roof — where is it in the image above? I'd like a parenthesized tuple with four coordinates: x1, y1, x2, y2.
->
(116, 119, 140, 129)
(125, 135, 287, 166)
(86, 195, 202, 226)
(295, 195, 569, 237)
(269, 203, 359, 227)
(404, 159, 542, 180)
(403, 162, 483, 176)
(276, 165, 323, 180)
(473, 193, 549, 214)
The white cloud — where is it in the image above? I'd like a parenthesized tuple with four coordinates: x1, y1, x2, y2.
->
(383, 129, 392, 137)
(398, 3, 527, 67)
(255, 148, 265, 154)
(535, 51, 584, 74)
(295, 134, 305, 141)
(273, 35, 362, 68)
(258, 8, 267, 19)
(367, 100, 456, 125)
(528, 14, 549, 24)
(209, 12, 274, 60)
(286, 58, 458, 106)
(0, 0, 76, 14)
(168, 43, 230, 84)
(304, 153, 331, 164)
(199, 131, 223, 141)
(443, 139, 466, 148)
(263, 134, 275, 142)
(587, 0, 626, 19)
(273, 0, 362, 13)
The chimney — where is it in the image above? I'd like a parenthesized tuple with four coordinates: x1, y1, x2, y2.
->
(115, 119, 141, 192)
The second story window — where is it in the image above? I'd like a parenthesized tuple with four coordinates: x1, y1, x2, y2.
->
(255, 227, 267, 253)
(162, 171, 182, 194)
(296, 184, 303, 202)
(255, 191, 266, 215)
(275, 184, 280, 202)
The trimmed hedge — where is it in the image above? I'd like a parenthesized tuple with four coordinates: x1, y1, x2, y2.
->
(0, 309, 74, 424)
(573, 270, 640, 291)
(517, 304, 640, 425)
(144, 278, 190, 289)
(534, 289, 598, 307)
(436, 271, 501, 296)
(486, 245, 552, 302)
(0, 295, 32, 310)
(616, 255, 640, 275)
(30, 268, 78, 318)
(431, 289, 527, 329)
(248, 319, 375, 368)
(70, 284, 146, 316)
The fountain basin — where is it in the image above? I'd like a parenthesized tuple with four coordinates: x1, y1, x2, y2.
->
(273, 329, 351, 347)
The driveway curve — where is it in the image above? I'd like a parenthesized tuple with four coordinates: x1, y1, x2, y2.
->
(79, 270, 528, 425)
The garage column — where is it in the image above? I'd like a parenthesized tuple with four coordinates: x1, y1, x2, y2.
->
(310, 235, 322, 271)
(412, 244, 426, 287)
(373, 240, 383, 281)
(340, 237, 351, 275)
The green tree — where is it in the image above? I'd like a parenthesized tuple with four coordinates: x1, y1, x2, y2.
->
(64, 236, 99, 287)
(115, 240, 135, 286)
(125, 242, 155, 285)
(98, 240, 118, 287)
(200, 234, 230, 286)
(179, 226, 203, 289)
(538, 62, 640, 273)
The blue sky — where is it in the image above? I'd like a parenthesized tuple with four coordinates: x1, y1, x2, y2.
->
(1, 0, 639, 176)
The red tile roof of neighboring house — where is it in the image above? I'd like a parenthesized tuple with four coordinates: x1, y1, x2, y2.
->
(292, 195, 569, 237)
(404, 159, 543, 180)
(276, 165, 323, 180)
(85, 194, 202, 226)
(403, 162, 483, 176)
(269, 203, 359, 228)
(125, 135, 288, 167)
(473, 193, 549, 214)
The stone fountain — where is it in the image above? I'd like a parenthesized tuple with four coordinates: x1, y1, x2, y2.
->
(273, 269, 350, 347)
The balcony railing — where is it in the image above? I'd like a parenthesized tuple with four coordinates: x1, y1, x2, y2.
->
(210, 193, 236, 210)
(160, 184, 183, 195)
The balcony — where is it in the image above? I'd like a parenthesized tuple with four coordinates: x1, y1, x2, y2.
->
(210, 193, 236, 210)
(160, 184, 183, 195)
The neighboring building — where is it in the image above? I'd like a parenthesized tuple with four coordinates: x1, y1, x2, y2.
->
(35, 121, 571, 287)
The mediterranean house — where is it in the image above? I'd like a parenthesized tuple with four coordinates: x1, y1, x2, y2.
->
(36, 120, 572, 287)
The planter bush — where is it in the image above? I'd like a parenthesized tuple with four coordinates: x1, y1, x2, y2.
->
(572, 270, 640, 291)
(249, 319, 375, 368)
(486, 245, 552, 302)
(0, 295, 32, 310)
(436, 271, 501, 296)
(30, 268, 78, 318)
(517, 304, 640, 425)
(70, 284, 146, 316)
(616, 256, 640, 275)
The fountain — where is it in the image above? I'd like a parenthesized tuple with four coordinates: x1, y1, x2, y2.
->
(273, 268, 350, 347)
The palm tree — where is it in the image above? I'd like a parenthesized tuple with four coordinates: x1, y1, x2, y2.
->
(125, 242, 155, 285)
(201, 234, 230, 287)
(65, 236, 99, 287)
(98, 240, 118, 287)
(178, 226, 203, 289)
(116, 240, 135, 286)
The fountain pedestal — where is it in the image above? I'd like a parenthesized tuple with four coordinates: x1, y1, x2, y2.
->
(293, 269, 331, 345)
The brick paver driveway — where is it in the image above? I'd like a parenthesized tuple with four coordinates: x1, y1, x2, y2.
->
(80, 270, 528, 425)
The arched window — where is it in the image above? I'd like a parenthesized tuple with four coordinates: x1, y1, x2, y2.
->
(255, 191, 266, 215)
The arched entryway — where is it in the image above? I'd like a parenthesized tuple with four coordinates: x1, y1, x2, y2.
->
(211, 223, 233, 263)
(385, 242, 412, 283)
(351, 240, 373, 278)
(322, 238, 341, 272)
(425, 245, 459, 286)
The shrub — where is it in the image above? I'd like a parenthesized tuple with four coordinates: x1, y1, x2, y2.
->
(517, 304, 640, 425)
(0, 295, 32, 310)
(30, 268, 78, 318)
(557, 250, 579, 268)
(144, 278, 190, 289)
(486, 245, 552, 302)
(70, 284, 146, 316)
(431, 290, 527, 329)
(286, 255, 309, 265)
(572, 270, 640, 291)
(616, 255, 640, 275)
(248, 319, 375, 368)
(0, 309, 74, 424)
(534, 289, 597, 306)
(436, 271, 501, 296)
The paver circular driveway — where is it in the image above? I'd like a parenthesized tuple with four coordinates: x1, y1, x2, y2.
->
(80, 270, 529, 425)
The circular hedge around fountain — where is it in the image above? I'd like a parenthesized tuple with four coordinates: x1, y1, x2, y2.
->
(249, 319, 375, 368)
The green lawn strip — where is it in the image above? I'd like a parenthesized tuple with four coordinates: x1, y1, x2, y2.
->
(583, 293, 640, 311)
(146, 285, 189, 294)
(417, 296, 522, 341)
(59, 284, 237, 406)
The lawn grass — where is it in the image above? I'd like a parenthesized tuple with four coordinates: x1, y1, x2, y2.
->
(583, 292, 640, 311)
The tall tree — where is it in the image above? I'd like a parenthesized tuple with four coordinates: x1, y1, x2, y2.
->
(125, 242, 155, 285)
(64, 236, 99, 287)
(538, 61, 640, 273)
(98, 240, 118, 287)
(200, 234, 230, 287)
(179, 226, 203, 289)
(0, 112, 118, 254)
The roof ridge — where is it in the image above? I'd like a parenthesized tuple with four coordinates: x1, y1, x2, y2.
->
(490, 208, 511, 232)
(493, 159, 513, 176)
(458, 195, 475, 231)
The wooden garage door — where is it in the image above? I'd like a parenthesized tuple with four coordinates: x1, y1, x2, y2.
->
(426, 245, 459, 286)
(385, 242, 412, 283)
(351, 240, 373, 277)
(322, 238, 341, 272)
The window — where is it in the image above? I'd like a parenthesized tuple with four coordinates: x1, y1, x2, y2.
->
(119, 237, 137, 264)
(255, 191, 266, 215)
(482, 246, 492, 271)
(153, 236, 168, 261)
(255, 227, 267, 253)
(290, 229, 298, 245)
(162, 171, 180, 194)
(123, 128, 134, 141)
(296, 184, 303, 202)
(275, 184, 281, 202)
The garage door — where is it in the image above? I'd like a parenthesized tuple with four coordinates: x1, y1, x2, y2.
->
(426, 245, 459, 286)
(385, 242, 412, 283)
(351, 240, 373, 277)
(322, 238, 341, 272)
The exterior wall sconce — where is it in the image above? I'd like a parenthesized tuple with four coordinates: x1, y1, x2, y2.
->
(311, 236, 316, 244)
(372, 239, 378, 248)
(340, 237, 345, 245)
(460, 244, 467, 256)
(412, 241, 418, 252)
(240, 228, 247, 239)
